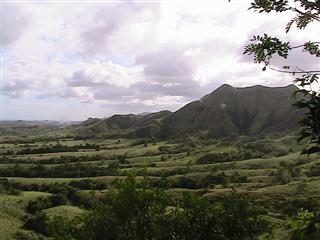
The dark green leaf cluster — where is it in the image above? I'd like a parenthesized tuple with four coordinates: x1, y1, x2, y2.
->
(249, 0, 289, 13)
(304, 42, 320, 57)
(244, 34, 290, 66)
(250, 0, 320, 31)
(287, 209, 320, 240)
(293, 75, 320, 155)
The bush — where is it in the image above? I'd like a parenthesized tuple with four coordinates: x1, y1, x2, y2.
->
(50, 193, 68, 206)
(24, 214, 50, 236)
(15, 231, 46, 240)
(196, 152, 236, 164)
(26, 194, 68, 214)
(0, 178, 21, 195)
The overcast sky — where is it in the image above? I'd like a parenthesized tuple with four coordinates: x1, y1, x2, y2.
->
(1, 0, 319, 121)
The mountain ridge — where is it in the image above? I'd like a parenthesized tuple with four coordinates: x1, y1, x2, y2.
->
(68, 84, 301, 138)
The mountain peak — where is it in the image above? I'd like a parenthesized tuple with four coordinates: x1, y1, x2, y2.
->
(219, 83, 234, 89)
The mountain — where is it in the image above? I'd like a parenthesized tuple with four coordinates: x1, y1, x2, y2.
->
(160, 84, 301, 138)
(70, 84, 301, 139)
(70, 111, 171, 138)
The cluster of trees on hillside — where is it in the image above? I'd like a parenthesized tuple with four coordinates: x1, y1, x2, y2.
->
(26, 194, 67, 214)
(16, 143, 100, 155)
(0, 163, 118, 178)
(0, 178, 21, 195)
(169, 172, 248, 189)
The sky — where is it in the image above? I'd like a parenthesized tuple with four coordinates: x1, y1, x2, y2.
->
(1, 0, 319, 121)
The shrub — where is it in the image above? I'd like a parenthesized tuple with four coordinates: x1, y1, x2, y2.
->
(24, 214, 50, 236)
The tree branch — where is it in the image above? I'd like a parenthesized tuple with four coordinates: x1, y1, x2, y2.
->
(290, 42, 320, 49)
(289, 7, 320, 22)
(268, 66, 320, 74)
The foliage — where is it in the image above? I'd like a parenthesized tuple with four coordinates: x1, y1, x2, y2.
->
(287, 209, 320, 240)
(16, 143, 100, 155)
(293, 82, 320, 155)
(26, 194, 67, 214)
(0, 162, 117, 178)
(0, 177, 21, 195)
(23, 214, 51, 236)
(15, 231, 46, 240)
(244, 0, 320, 154)
(50, 175, 269, 240)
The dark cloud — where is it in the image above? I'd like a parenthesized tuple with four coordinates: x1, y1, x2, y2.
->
(3, 80, 31, 98)
(99, 101, 174, 116)
(93, 85, 133, 100)
(2, 4, 30, 46)
(133, 80, 203, 100)
(81, 4, 126, 53)
(79, 3, 159, 56)
(137, 46, 195, 81)
(66, 70, 103, 87)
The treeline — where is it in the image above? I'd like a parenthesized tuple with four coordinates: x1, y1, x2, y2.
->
(1, 178, 102, 208)
(195, 143, 290, 165)
(0, 163, 119, 178)
(0, 135, 72, 144)
(169, 172, 248, 189)
(1, 154, 115, 164)
(15, 143, 100, 155)
(1, 170, 247, 194)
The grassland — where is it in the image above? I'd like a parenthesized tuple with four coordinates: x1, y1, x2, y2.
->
(0, 122, 319, 239)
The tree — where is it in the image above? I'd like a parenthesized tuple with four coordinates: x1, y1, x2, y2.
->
(51, 175, 169, 240)
(50, 175, 269, 240)
(243, 0, 320, 155)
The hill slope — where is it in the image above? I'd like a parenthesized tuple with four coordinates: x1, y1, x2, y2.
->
(160, 84, 301, 138)
(70, 111, 171, 138)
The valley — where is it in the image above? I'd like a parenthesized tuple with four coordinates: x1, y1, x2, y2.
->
(1, 85, 319, 239)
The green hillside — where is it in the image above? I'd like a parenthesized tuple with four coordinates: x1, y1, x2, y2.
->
(160, 84, 301, 138)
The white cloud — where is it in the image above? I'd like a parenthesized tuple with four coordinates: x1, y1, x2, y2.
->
(2, 0, 318, 120)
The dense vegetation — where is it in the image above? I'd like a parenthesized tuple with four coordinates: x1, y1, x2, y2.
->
(42, 176, 270, 240)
